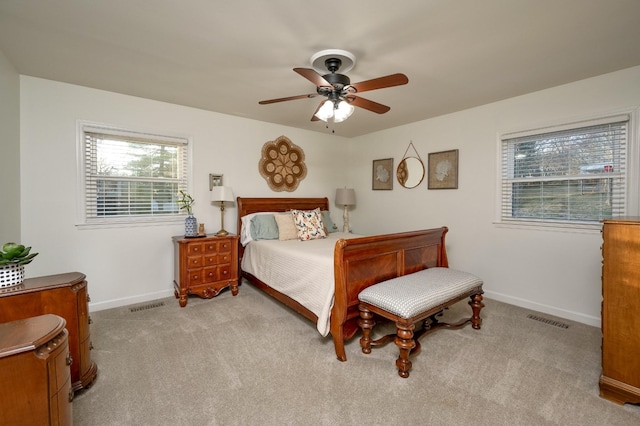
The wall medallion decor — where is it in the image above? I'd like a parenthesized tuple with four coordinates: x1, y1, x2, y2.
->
(372, 158, 393, 190)
(428, 149, 459, 189)
(259, 135, 307, 192)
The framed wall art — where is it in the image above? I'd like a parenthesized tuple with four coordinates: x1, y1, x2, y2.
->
(372, 158, 393, 190)
(428, 149, 458, 189)
(209, 173, 223, 190)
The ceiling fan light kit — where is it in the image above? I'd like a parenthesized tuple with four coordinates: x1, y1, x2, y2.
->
(259, 49, 408, 124)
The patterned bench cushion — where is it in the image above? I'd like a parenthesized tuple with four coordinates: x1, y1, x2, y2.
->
(358, 267, 483, 319)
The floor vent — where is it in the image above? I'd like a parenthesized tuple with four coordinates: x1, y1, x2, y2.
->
(527, 314, 569, 329)
(130, 301, 165, 312)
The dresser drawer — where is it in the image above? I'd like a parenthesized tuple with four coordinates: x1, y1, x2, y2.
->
(49, 333, 71, 395)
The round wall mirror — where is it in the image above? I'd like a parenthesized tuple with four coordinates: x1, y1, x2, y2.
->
(397, 157, 425, 189)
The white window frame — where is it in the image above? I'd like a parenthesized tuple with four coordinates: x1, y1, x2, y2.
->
(496, 109, 639, 231)
(76, 121, 192, 228)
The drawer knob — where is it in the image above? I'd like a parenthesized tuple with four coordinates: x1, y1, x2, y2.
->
(66, 352, 73, 366)
(90, 341, 94, 350)
(69, 388, 75, 403)
(88, 316, 93, 324)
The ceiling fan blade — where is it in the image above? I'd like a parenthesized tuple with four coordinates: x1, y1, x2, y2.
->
(258, 94, 317, 105)
(348, 73, 408, 93)
(347, 96, 391, 114)
(310, 100, 327, 121)
(294, 68, 332, 87)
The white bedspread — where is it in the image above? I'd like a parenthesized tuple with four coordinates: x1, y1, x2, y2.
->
(241, 232, 359, 336)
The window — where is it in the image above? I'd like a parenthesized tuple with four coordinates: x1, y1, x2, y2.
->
(499, 114, 630, 228)
(79, 123, 189, 225)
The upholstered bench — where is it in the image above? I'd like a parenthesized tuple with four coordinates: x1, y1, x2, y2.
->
(358, 267, 484, 378)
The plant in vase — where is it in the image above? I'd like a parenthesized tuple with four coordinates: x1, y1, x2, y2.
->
(0, 243, 38, 288)
(177, 190, 198, 237)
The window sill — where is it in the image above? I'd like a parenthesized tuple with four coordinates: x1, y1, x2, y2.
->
(493, 219, 603, 233)
(76, 216, 184, 230)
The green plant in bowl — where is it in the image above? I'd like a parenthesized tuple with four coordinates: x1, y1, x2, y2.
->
(0, 243, 38, 265)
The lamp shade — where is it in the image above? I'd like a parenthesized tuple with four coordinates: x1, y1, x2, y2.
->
(210, 186, 235, 203)
(335, 188, 356, 206)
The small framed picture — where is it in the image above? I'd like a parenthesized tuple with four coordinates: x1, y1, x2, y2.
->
(428, 149, 458, 189)
(209, 173, 223, 190)
(372, 158, 394, 190)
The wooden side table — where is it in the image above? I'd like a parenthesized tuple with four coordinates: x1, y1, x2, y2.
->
(0, 272, 97, 392)
(0, 314, 73, 426)
(173, 234, 240, 307)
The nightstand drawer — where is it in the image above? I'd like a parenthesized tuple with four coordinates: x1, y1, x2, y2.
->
(217, 240, 232, 253)
(188, 270, 204, 284)
(186, 243, 204, 256)
(219, 264, 232, 280)
(203, 253, 231, 266)
(187, 255, 204, 269)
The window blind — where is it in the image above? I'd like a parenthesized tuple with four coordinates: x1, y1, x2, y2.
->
(500, 116, 628, 224)
(83, 128, 188, 222)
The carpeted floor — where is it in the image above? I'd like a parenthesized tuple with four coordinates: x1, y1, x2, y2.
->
(73, 281, 640, 425)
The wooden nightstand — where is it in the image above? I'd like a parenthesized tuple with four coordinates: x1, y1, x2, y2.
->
(172, 234, 240, 307)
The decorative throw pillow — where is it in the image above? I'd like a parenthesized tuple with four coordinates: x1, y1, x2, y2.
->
(274, 213, 298, 241)
(321, 210, 338, 233)
(292, 208, 327, 241)
(250, 214, 279, 240)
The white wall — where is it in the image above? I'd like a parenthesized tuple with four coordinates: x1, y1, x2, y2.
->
(19, 66, 640, 326)
(20, 76, 350, 310)
(348, 66, 640, 326)
(0, 49, 20, 242)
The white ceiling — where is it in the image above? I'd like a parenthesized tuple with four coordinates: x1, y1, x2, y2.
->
(2, 0, 640, 138)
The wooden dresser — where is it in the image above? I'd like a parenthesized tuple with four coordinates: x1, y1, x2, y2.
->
(0, 314, 72, 426)
(173, 234, 240, 307)
(0, 272, 97, 392)
(600, 217, 640, 404)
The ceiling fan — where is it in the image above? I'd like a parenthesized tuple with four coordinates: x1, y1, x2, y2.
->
(258, 49, 409, 123)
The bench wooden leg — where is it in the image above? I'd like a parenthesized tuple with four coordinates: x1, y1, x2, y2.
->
(358, 303, 375, 354)
(469, 293, 484, 330)
(394, 322, 416, 378)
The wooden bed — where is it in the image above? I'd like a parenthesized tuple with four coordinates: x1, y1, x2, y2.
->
(237, 197, 449, 361)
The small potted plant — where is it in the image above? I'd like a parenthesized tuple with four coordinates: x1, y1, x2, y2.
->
(177, 190, 198, 237)
(0, 243, 38, 288)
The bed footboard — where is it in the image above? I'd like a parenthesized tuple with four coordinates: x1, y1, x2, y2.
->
(331, 227, 449, 361)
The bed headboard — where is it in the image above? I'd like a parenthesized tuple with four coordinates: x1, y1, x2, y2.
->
(236, 197, 330, 236)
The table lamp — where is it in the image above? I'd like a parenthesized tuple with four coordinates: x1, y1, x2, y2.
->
(210, 186, 235, 236)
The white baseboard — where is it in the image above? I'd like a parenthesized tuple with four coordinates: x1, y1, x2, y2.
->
(483, 290, 601, 328)
(89, 289, 175, 312)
